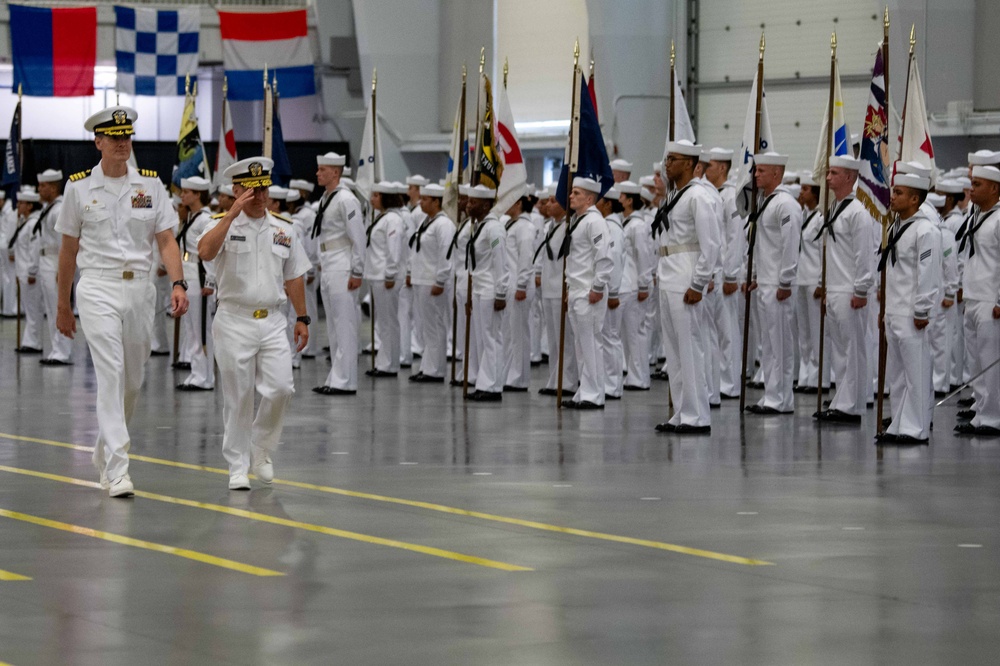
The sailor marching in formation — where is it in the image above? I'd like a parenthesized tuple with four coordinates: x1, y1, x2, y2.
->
(6, 100, 1000, 497)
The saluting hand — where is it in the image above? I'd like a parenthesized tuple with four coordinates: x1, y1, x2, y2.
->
(229, 189, 255, 218)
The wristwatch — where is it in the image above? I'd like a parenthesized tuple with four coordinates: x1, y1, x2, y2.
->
(172, 279, 188, 290)
(296, 315, 311, 325)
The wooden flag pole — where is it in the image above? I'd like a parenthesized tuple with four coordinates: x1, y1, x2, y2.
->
(451, 65, 467, 385)
(875, 11, 897, 441)
(15, 84, 22, 347)
(669, 41, 676, 142)
(462, 48, 486, 399)
(739, 33, 766, 413)
(816, 32, 837, 415)
(556, 39, 582, 409)
(369, 68, 378, 371)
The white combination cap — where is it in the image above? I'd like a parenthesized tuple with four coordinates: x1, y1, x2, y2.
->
(829, 155, 862, 171)
(617, 181, 641, 195)
(316, 152, 346, 166)
(419, 183, 445, 198)
(289, 178, 314, 192)
(85, 105, 137, 136)
(666, 140, 702, 157)
(754, 152, 788, 166)
(405, 174, 429, 186)
(971, 165, 1000, 184)
(968, 150, 1000, 166)
(609, 159, 633, 172)
(224, 157, 274, 188)
(935, 179, 964, 194)
(892, 172, 930, 191)
(708, 147, 734, 161)
(37, 169, 63, 182)
(572, 176, 602, 194)
(180, 176, 211, 191)
(467, 184, 497, 200)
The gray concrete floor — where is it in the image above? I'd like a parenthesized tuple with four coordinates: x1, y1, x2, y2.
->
(0, 315, 998, 666)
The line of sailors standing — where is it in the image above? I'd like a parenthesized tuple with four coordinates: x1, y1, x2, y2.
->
(5, 145, 999, 443)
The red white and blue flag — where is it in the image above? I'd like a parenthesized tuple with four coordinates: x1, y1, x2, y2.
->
(857, 45, 891, 225)
(218, 9, 316, 101)
(9, 4, 96, 97)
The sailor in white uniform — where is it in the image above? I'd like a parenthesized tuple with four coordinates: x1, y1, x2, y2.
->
(10, 187, 43, 352)
(408, 183, 453, 383)
(35, 169, 73, 364)
(364, 181, 405, 377)
(175, 176, 217, 391)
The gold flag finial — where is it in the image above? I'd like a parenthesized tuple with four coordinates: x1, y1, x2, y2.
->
(831, 31, 837, 55)
(17, 82, 22, 101)
(573, 38, 580, 66)
(909, 23, 916, 53)
(759, 32, 766, 60)
(462, 63, 467, 83)
(589, 49, 594, 77)
(670, 40, 676, 67)
(884, 6, 890, 30)
(479, 47, 485, 73)
(372, 67, 377, 92)
(185, 72, 191, 95)
(193, 80, 197, 97)
(503, 57, 509, 87)
(223, 75, 228, 96)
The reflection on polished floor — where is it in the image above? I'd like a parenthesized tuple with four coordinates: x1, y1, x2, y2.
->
(0, 316, 998, 665)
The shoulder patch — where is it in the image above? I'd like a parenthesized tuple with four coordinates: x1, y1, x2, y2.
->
(69, 169, 92, 182)
(139, 168, 158, 178)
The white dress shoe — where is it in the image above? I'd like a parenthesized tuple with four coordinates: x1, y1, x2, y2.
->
(252, 447, 274, 485)
(108, 475, 134, 498)
(229, 474, 251, 490)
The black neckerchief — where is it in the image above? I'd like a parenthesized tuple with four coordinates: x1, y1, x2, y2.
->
(813, 197, 854, 243)
(533, 219, 564, 263)
(878, 218, 917, 271)
(365, 212, 388, 247)
(959, 205, 1000, 258)
(651, 184, 693, 237)
(7, 218, 30, 249)
(32, 201, 56, 235)
(446, 218, 469, 261)
(557, 213, 583, 260)
(409, 212, 444, 252)
(465, 218, 489, 270)
(175, 208, 206, 253)
(311, 190, 336, 239)
(622, 212, 642, 229)
(799, 209, 818, 251)
(954, 206, 977, 243)
(744, 192, 778, 251)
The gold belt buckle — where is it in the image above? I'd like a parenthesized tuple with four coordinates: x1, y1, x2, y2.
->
(183, 251, 190, 262)
(252, 309, 268, 319)
(122, 271, 134, 280)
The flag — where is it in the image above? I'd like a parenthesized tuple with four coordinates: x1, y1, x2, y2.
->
(555, 73, 614, 209)
(214, 84, 238, 190)
(664, 70, 696, 159)
(898, 52, 936, 184)
(172, 90, 210, 192)
(114, 6, 199, 96)
(812, 58, 851, 184)
(443, 84, 469, 223)
(2, 101, 21, 191)
(857, 46, 891, 225)
(354, 96, 384, 203)
(10, 5, 96, 97)
(491, 80, 527, 216)
(587, 70, 599, 122)
(269, 86, 292, 187)
(218, 10, 316, 101)
(733, 70, 774, 217)
(476, 75, 503, 190)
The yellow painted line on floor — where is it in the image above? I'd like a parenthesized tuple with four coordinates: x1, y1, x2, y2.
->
(0, 507, 284, 577)
(0, 568, 31, 581)
(0, 465, 531, 572)
(0, 432, 773, 566)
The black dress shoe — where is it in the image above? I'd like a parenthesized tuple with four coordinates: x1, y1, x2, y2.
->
(365, 369, 397, 378)
(400, 363, 413, 369)
(720, 393, 740, 400)
(957, 409, 976, 420)
(538, 387, 558, 396)
(875, 432, 928, 445)
(814, 409, 862, 424)
(934, 390, 948, 398)
(654, 422, 675, 432)
(561, 399, 577, 409)
(574, 400, 603, 410)
(606, 394, 621, 400)
(176, 383, 213, 391)
(15, 346, 42, 354)
(651, 370, 669, 381)
(450, 379, 467, 388)
(149, 350, 170, 356)
(467, 390, 502, 402)
(747, 381, 764, 389)
(361, 348, 374, 356)
(530, 361, 542, 367)
(503, 385, 528, 392)
(409, 372, 444, 384)
(710, 403, 720, 410)
(881, 417, 892, 428)
(745, 404, 791, 415)
(793, 385, 819, 394)
(172, 361, 191, 370)
(673, 424, 711, 434)
(313, 386, 356, 395)
(301, 354, 316, 359)
(957, 397, 975, 407)
(955, 423, 1000, 437)
(623, 385, 650, 392)
(40, 358, 73, 366)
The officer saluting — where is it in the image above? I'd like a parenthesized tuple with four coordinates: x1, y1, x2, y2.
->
(55, 105, 189, 498)
(198, 157, 311, 490)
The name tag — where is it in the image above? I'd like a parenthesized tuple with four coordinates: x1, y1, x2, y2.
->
(229, 234, 246, 242)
